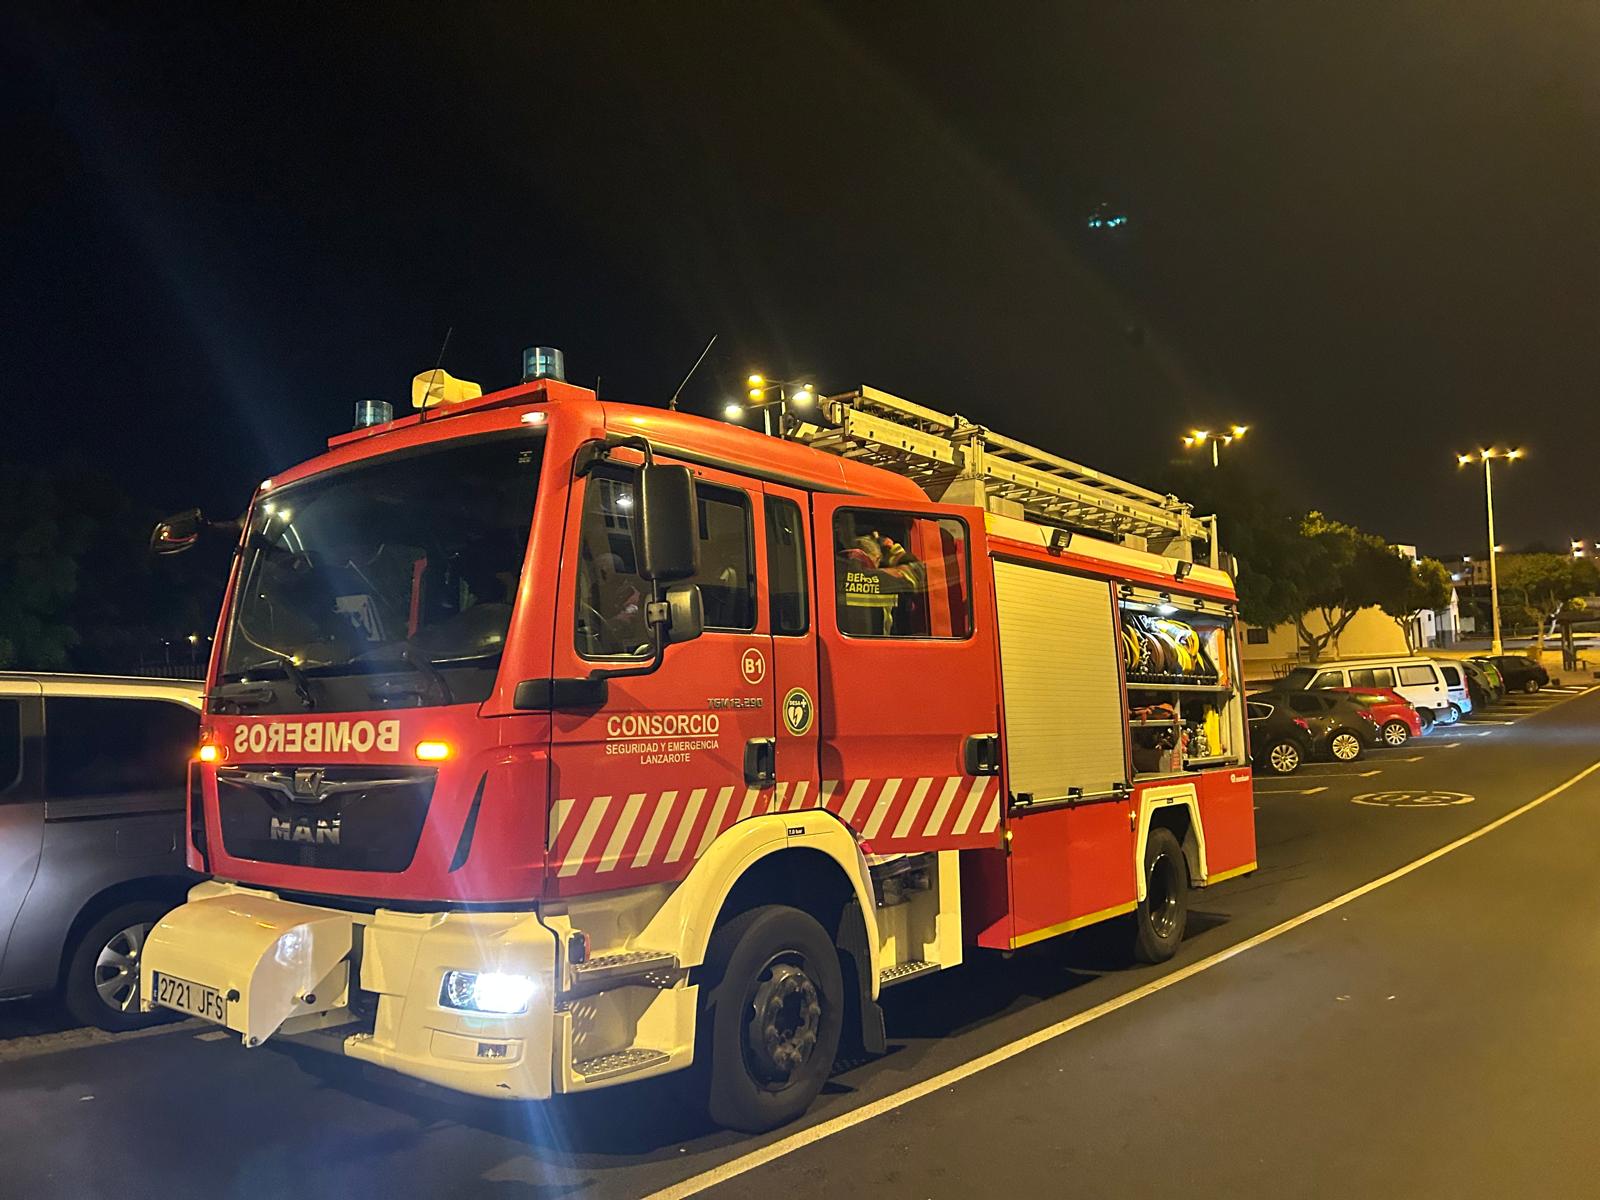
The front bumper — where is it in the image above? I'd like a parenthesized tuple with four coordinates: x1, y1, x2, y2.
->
(142, 881, 561, 1100)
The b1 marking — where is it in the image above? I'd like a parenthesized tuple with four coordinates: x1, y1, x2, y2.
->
(741, 648, 767, 685)
(1352, 790, 1475, 808)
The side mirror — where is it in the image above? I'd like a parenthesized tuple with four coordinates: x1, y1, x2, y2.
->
(634, 464, 699, 582)
(151, 509, 203, 556)
(661, 583, 704, 645)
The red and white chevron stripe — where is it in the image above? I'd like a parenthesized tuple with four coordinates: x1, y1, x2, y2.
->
(549, 775, 1002, 882)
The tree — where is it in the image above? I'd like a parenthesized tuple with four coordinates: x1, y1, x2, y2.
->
(1377, 556, 1453, 652)
(1496, 554, 1600, 653)
(1288, 514, 1407, 662)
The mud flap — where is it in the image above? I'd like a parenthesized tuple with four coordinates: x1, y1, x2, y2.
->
(142, 892, 354, 1047)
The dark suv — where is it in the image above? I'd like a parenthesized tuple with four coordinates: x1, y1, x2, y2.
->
(1248, 690, 1382, 774)
(0, 674, 201, 1030)
(1486, 654, 1549, 694)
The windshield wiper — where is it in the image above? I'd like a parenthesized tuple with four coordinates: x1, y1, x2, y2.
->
(271, 654, 317, 709)
(401, 645, 454, 707)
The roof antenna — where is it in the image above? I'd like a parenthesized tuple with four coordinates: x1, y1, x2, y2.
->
(668, 333, 717, 411)
(417, 325, 454, 424)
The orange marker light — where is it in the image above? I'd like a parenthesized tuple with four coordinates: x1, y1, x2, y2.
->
(197, 743, 220, 763)
(415, 740, 452, 762)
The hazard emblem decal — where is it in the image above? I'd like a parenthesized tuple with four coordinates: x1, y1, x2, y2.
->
(782, 687, 815, 736)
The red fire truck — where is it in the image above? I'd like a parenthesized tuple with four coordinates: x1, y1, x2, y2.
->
(145, 359, 1255, 1131)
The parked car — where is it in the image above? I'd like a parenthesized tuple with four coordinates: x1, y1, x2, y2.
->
(0, 673, 201, 1030)
(1431, 660, 1474, 723)
(1467, 656, 1507, 699)
(1271, 656, 1454, 728)
(1340, 687, 1424, 747)
(1248, 690, 1382, 774)
(1486, 654, 1549, 694)
(1460, 659, 1502, 709)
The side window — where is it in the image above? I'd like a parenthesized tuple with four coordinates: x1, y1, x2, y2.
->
(1310, 670, 1344, 689)
(45, 698, 196, 797)
(1245, 626, 1270, 645)
(1247, 702, 1272, 720)
(1347, 668, 1376, 688)
(1441, 665, 1461, 686)
(832, 510, 972, 639)
(1288, 694, 1321, 715)
(1398, 665, 1437, 687)
(0, 698, 20, 796)
(575, 472, 756, 658)
(765, 497, 808, 636)
(1370, 667, 1397, 689)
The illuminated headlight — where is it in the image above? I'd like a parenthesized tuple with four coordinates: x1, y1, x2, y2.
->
(439, 970, 538, 1015)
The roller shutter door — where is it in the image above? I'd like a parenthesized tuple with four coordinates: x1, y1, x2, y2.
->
(993, 561, 1127, 802)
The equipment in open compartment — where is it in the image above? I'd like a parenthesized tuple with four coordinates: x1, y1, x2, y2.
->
(1120, 611, 1220, 685)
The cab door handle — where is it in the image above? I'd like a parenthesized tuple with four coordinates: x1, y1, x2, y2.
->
(964, 733, 1001, 776)
(744, 738, 777, 787)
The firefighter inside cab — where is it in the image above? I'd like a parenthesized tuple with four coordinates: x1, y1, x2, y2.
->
(835, 513, 928, 636)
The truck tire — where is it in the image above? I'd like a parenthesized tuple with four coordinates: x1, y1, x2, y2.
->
(1130, 828, 1188, 964)
(696, 904, 844, 1133)
(64, 900, 176, 1032)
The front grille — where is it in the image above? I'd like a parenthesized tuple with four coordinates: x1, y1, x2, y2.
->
(216, 765, 437, 872)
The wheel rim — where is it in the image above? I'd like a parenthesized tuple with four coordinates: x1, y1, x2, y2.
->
(1146, 851, 1181, 939)
(1331, 732, 1360, 760)
(1383, 722, 1409, 746)
(94, 922, 151, 1013)
(1269, 743, 1300, 773)
(743, 955, 822, 1088)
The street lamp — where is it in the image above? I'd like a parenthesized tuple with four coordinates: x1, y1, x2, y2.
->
(1181, 424, 1248, 468)
(1457, 446, 1523, 654)
(725, 372, 817, 437)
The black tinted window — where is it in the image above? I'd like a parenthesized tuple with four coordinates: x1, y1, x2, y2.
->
(0, 699, 19, 794)
(765, 497, 808, 636)
(46, 698, 197, 797)
(1288, 694, 1323, 715)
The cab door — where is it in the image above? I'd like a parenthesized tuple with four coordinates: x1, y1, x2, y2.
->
(546, 459, 776, 895)
(810, 494, 1003, 854)
(761, 483, 821, 816)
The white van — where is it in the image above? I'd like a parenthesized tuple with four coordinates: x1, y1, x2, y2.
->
(1430, 660, 1474, 721)
(1274, 657, 1455, 727)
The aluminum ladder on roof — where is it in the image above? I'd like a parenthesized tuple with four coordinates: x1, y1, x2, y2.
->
(791, 385, 1216, 562)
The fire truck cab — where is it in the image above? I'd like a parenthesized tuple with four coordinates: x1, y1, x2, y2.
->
(143, 364, 1254, 1131)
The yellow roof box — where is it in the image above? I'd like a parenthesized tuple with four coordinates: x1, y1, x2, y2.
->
(411, 368, 483, 410)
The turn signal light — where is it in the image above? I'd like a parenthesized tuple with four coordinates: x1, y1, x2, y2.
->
(415, 740, 452, 762)
(197, 744, 220, 763)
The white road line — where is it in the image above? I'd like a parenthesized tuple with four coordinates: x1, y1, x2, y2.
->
(1400, 756, 1423, 762)
(1439, 742, 1461, 749)
(1476, 731, 1492, 737)
(1358, 769, 1381, 777)
(1305, 786, 1329, 794)
(645, 758, 1600, 1200)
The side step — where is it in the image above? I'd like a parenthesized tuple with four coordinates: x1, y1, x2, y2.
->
(569, 950, 678, 995)
(879, 960, 940, 988)
(574, 1047, 671, 1082)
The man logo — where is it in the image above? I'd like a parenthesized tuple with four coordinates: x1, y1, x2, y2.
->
(782, 687, 815, 737)
(292, 767, 325, 800)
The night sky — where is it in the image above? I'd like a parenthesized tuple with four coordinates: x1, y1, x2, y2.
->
(5, 4, 1596, 555)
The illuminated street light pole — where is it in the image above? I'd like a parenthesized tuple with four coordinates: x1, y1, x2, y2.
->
(1457, 447, 1523, 655)
(1182, 424, 1248, 468)
(724, 373, 816, 438)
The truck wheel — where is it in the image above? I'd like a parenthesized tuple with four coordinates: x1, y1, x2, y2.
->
(1381, 720, 1411, 747)
(1329, 730, 1364, 761)
(1265, 739, 1302, 774)
(696, 904, 844, 1133)
(64, 901, 176, 1032)
(1130, 828, 1188, 964)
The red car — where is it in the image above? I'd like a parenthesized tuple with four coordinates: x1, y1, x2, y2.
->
(1337, 687, 1424, 746)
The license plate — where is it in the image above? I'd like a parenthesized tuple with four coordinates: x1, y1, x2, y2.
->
(152, 972, 228, 1024)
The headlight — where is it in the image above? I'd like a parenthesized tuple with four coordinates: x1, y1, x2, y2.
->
(439, 970, 538, 1015)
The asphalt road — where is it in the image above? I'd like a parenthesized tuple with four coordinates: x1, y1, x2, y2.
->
(3, 684, 1596, 1199)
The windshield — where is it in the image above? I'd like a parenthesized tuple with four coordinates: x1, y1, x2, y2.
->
(221, 432, 543, 694)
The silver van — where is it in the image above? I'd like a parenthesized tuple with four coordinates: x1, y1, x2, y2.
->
(0, 674, 201, 1030)
(1274, 656, 1455, 727)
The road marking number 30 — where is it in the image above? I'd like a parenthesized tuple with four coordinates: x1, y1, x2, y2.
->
(1352, 790, 1475, 808)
